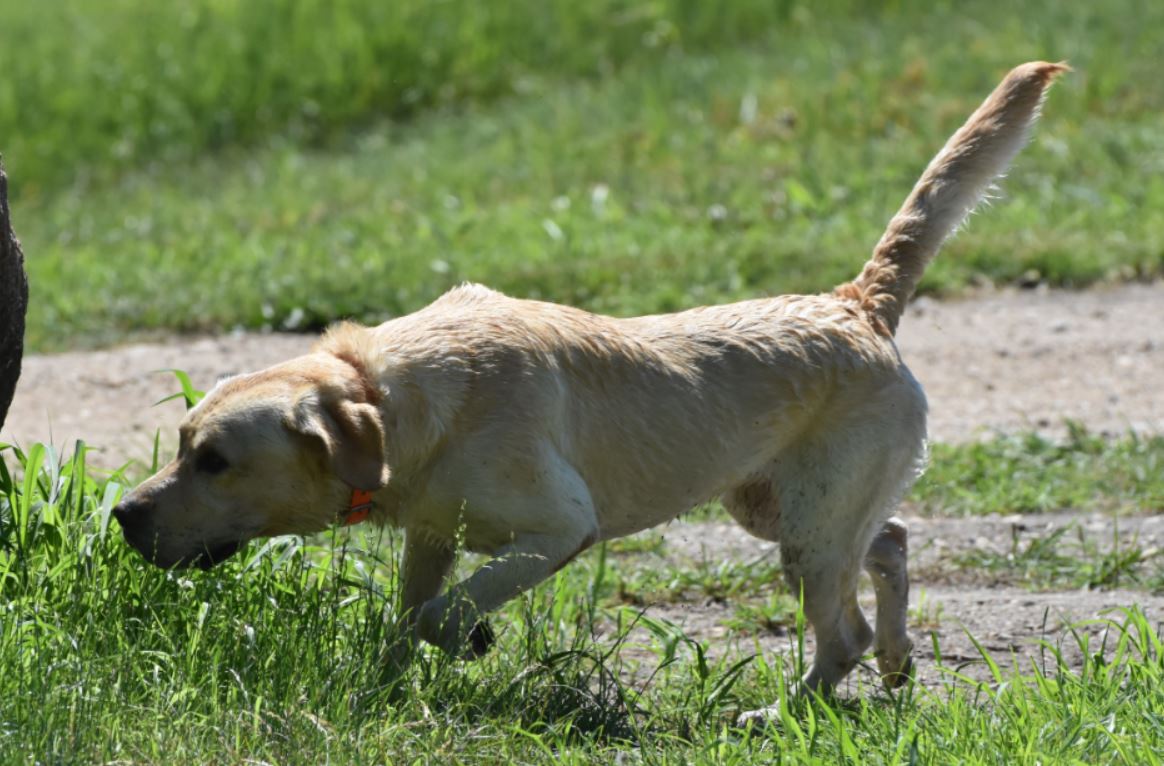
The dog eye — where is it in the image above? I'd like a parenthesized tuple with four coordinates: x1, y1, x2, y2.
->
(195, 449, 230, 475)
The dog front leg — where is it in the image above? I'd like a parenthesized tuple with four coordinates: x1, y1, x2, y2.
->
(382, 530, 456, 670)
(400, 529, 456, 620)
(416, 529, 595, 658)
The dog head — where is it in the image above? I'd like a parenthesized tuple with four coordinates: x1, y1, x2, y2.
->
(112, 353, 387, 569)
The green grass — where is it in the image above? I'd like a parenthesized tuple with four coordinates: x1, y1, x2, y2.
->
(0, 0, 794, 197)
(4, 435, 1163, 763)
(9, 0, 1164, 350)
(615, 549, 787, 606)
(913, 424, 1164, 517)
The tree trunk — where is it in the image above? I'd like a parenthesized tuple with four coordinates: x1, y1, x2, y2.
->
(0, 164, 29, 432)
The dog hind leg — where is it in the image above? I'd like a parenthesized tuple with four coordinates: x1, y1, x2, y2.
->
(864, 517, 913, 686)
(732, 384, 924, 723)
(727, 459, 876, 703)
(732, 473, 877, 727)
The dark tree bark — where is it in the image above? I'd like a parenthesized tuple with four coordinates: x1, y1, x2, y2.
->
(0, 163, 29, 432)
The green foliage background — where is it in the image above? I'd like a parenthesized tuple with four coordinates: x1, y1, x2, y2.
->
(2, 0, 1161, 350)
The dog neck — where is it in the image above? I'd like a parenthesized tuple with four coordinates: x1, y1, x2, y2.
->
(317, 320, 471, 484)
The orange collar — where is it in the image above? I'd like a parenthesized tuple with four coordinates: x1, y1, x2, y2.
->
(342, 489, 375, 526)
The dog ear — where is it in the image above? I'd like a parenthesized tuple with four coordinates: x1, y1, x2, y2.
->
(291, 392, 389, 491)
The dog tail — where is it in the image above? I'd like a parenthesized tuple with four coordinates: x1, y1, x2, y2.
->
(838, 61, 1068, 335)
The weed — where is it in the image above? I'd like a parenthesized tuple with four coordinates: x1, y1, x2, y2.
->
(953, 521, 1162, 592)
(725, 592, 800, 636)
(909, 589, 945, 630)
(615, 551, 784, 606)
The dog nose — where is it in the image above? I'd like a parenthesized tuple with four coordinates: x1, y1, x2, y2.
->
(112, 495, 152, 530)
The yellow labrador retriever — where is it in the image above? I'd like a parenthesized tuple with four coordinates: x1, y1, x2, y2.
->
(114, 62, 1064, 717)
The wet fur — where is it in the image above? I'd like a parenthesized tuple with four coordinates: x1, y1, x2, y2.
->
(114, 63, 1065, 720)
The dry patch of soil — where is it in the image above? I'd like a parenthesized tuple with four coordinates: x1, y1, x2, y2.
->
(608, 512, 1163, 691)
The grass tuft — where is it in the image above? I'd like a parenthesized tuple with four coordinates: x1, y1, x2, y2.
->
(914, 423, 1164, 517)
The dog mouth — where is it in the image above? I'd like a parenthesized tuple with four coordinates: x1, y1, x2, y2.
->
(184, 539, 245, 570)
(120, 525, 248, 570)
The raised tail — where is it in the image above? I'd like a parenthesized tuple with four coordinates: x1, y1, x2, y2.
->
(839, 61, 1068, 335)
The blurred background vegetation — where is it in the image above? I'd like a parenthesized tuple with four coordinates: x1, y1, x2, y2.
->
(2, 0, 1161, 350)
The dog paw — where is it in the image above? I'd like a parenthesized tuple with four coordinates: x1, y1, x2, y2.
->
(881, 654, 914, 689)
(417, 594, 492, 659)
(876, 642, 915, 689)
(463, 619, 495, 660)
(734, 705, 779, 729)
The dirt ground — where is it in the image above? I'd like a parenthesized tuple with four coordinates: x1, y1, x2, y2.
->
(3, 282, 1162, 689)
(617, 511, 1164, 691)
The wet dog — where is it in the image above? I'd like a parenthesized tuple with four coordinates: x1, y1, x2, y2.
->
(114, 62, 1065, 721)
